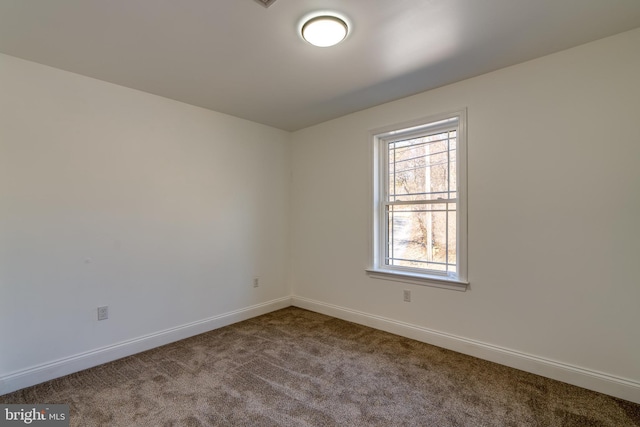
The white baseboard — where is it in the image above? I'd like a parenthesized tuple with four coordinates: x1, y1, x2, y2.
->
(292, 296, 640, 404)
(5, 295, 639, 404)
(0, 297, 291, 396)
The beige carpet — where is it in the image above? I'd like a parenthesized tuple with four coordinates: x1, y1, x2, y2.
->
(2, 307, 639, 426)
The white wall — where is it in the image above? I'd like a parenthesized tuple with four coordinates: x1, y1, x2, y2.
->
(2, 28, 639, 402)
(0, 54, 291, 392)
(290, 28, 640, 402)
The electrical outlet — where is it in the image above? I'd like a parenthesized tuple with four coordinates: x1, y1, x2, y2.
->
(97, 306, 109, 321)
(253, 277, 260, 288)
(403, 290, 411, 303)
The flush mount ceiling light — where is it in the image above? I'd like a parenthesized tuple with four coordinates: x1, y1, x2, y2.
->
(301, 15, 349, 47)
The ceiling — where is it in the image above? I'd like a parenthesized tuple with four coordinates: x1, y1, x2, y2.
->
(1, 1, 640, 131)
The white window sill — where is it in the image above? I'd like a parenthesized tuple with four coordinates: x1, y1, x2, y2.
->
(365, 269, 469, 291)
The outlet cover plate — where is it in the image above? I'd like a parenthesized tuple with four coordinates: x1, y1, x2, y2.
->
(403, 290, 411, 302)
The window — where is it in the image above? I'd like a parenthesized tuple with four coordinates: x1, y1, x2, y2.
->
(368, 110, 468, 290)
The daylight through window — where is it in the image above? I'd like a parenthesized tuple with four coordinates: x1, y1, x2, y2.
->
(370, 111, 467, 288)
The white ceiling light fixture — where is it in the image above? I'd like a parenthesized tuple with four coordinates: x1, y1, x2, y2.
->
(301, 15, 349, 47)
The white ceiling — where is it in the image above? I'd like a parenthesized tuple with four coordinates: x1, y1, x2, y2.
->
(1, 0, 639, 131)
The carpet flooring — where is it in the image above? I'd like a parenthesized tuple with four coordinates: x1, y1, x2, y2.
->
(2, 307, 639, 426)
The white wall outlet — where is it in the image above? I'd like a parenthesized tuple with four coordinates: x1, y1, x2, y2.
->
(97, 306, 109, 321)
(253, 277, 260, 288)
(403, 290, 411, 303)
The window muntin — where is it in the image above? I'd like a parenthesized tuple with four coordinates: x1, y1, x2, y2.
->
(371, 111, 467, 286)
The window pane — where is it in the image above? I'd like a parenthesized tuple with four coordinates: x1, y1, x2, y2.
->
(449, 136, 457, 196)
(447, 208, 457, 265)
(388, 131, 457, 203)
(385, 203, 456, 273)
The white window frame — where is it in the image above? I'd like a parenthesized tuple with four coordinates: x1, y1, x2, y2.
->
(367, 109, 468, 291)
